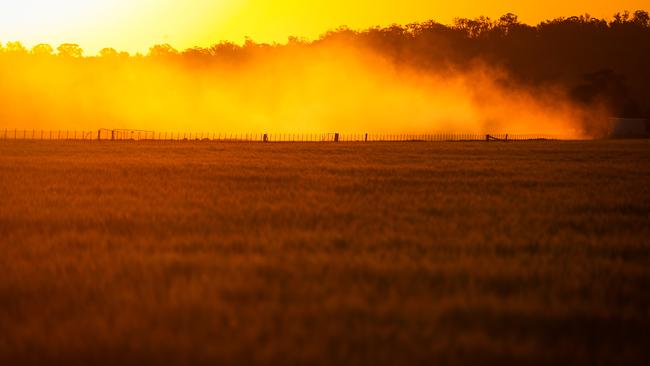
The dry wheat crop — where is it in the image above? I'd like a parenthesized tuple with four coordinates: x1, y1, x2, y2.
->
(0, 140, 649, 365)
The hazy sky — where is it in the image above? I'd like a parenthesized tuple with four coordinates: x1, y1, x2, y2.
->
(0, 0, 648, 54)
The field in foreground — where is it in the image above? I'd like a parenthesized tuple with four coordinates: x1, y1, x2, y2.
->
(0, 140, 649, 365)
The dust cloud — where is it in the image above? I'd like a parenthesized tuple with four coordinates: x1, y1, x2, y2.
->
(0, 42, 591, 137)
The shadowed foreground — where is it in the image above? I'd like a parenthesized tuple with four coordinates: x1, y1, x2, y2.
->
(0, 141, 648, 365)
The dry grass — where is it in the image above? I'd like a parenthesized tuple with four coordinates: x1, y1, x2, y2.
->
(0, 140, 648, 365)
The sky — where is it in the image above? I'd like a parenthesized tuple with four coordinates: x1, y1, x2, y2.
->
(0, 0, 648, 54)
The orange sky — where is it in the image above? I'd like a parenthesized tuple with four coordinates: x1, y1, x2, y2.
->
(0, 1, 648, 54)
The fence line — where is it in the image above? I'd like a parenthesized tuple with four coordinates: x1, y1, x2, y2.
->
(0, 129, 561, 142)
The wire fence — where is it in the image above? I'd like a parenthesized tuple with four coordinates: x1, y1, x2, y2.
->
(0, 129, 560, 142)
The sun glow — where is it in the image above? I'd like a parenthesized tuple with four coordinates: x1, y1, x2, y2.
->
(0, 0, 235, 54)
(0, 1, 117, 39)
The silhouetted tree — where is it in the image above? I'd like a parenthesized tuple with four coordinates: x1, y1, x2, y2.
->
(5, 41, 27, 54)
(499, 13, 519, 28)
(148, 44, 178, 57)
(453, 16, 494, 38)
(182, 47, 212, 58)
(633, 10, 650, 27)
(287, 36, 308, 46)
(99, 48, 119, 58)
(57, 44, 83, 58)
(31, 44, 54, 56)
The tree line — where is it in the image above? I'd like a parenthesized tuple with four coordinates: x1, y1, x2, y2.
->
(1, 10, 649, 118)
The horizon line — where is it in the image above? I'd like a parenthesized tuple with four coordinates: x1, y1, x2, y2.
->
(1, 9, 647, 56)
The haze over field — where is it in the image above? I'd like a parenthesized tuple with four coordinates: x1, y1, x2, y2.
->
(1, 3, 649, 135)
(3, 10, 650, 136)
(0, 42, 587, 136)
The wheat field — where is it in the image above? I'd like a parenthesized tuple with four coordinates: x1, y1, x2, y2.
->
(0, 140, 648, 365)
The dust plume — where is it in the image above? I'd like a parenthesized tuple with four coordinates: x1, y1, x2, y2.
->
(0, 42, 589, 137)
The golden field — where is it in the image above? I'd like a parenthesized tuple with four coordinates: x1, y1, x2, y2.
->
(0, 140, 648, 365)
